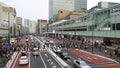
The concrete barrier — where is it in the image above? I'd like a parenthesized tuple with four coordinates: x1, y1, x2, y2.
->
(47, 48, 70, 68)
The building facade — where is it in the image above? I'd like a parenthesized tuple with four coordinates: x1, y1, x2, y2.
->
(50, 0, 87, 21)
(16, 17, 22, 36)
(98, 1, 119, 8)
(74, 0, 87, 11)
(48, 4, 120, 43)
(0, 2, 16, 39)
(24, 19, 36, 34)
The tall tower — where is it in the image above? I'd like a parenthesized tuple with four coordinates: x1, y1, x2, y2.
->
(49, 0, 87, 22)
(74, 0, 87, 11)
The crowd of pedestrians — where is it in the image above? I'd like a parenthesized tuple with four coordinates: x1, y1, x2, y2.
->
(0, 40, 14, 67)
(46, 36, 120, 62)
(0, 35, 32, 67)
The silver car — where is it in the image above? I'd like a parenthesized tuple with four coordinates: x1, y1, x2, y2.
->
(73, 59, 91, 68)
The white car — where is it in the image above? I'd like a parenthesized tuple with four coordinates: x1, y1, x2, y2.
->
(73, 59, 91, 68)
(10, 38, 16, 44)
(32, 48, 39, 56)
(19, 56, 28, 65)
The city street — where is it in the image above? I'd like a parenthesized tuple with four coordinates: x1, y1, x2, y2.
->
(1, 0, 120, 68)
(12, 37, 62, 68)
(46, 37, 120, 68)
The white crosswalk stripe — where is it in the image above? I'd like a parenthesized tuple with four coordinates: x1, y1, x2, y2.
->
(39, 48, 47, 51)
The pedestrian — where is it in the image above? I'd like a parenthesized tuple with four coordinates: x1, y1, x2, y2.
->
(99, 45, 102, 51)
(110, 52, 113, 58)
(104, 50, 107, 54)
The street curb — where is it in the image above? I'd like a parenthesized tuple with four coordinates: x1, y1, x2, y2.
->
(5, 52, 18, 68)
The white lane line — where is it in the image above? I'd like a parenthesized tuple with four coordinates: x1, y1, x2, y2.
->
(29, 52, 30, 68)
(34, 55, 36, 59)
(39, 52, 47, 68)
(12, 52, 20, 68)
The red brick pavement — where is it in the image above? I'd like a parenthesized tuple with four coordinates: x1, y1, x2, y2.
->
(47, 37, 120, 68)
(68, 48, 112, 64)
(101, 64, 120, 68)
(68, 48, 120, 68)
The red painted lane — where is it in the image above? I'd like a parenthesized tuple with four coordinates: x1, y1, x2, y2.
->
(68, 48, 111, 64)
(13, 52, 29, 68)
(101, 64, 120, 68)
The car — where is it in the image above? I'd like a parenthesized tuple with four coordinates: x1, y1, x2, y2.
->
(73, 59, 91, 68)
(52, 45, 61, 53)
(60, 51, 70, 59)
(19, 54, 28, 65)
(32, 48, 39, 56)
(10, 38, 16, 44)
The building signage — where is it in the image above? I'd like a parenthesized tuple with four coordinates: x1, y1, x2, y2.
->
(1, 21, 8, 27)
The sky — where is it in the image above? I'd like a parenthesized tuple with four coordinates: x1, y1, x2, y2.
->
(0, 0, 120, 20)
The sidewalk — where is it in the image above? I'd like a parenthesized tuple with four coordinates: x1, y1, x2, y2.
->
(81, 45, 120, 63)
(68, 48, 120, 68)
(5, 52, 18, 68)
(44, 37, 120, 62)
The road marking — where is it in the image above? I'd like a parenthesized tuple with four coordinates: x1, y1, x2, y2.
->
(35, 55, 37, 59)
(39, 52, 47, 68)
(45, 53, 48, 58)
(67, 59, 72, 62)
(87, 57, 92, 60)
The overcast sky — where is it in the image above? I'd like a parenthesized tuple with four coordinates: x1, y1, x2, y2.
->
(0, 0, 120, 20)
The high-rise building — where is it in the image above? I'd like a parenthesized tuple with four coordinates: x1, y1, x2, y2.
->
(49, 0, 87, 21)
(98, 1, 119, 8)
(0, 2, 16, 38)
(74, 0, 87, 11)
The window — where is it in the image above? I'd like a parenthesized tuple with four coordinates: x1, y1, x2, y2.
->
(60, 11, 63, 13)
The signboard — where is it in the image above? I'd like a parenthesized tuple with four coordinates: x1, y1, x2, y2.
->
(1, 21, 8, 27)
(41, 19, 47, 23)
(2, 7, 13, 12)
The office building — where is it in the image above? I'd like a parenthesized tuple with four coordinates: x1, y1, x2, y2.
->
(49, 0, 87, 21)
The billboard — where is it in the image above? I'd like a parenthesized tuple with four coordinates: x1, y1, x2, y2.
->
(41, 19, 47, 23)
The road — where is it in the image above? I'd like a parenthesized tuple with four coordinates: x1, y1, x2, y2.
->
(44, 37, 120, 68)
(30, 49, 61, 68)
(12, 37, 62, 68)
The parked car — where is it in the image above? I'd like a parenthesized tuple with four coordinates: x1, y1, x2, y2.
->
(19, 53, 28, 65)
(60, 51, 70, 59)
(73, 59, 91, 68)
(32, 47, 39, 56)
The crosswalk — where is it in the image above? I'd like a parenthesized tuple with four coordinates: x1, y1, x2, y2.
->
(39, 48, 47, 52)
